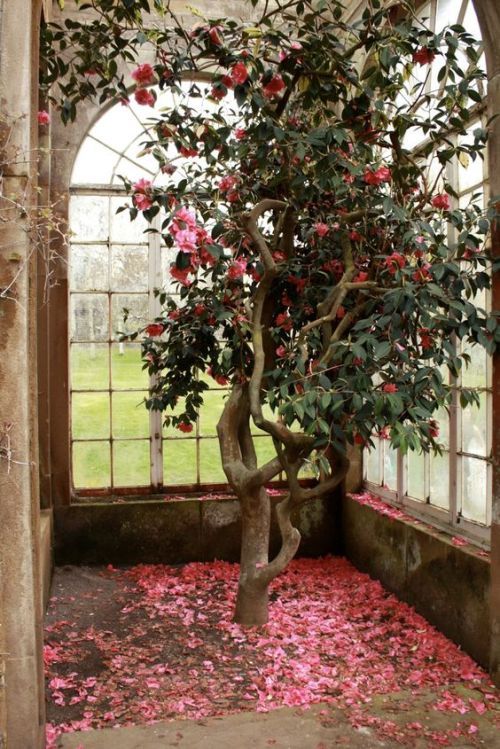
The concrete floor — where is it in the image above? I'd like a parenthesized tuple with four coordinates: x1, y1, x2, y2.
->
(58, 695, 500, 748)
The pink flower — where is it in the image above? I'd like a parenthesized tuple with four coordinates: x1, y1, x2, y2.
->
(412, 263, 431, 282)
(174, 229, 198, 253)
(314, 222, 329, 238)
(227, 258, 247, 280)
(385, 252, 405, 274)
(413, 47, 435, 66)
(131, 63, 155, 87)
(382, 383, 398, 393)
(276, 345, 287, 358)
(177, 421, 193, 433)
(132, 178, 153, 211)
(146, 323, 164, 337)
(134, 88, 155, 107)
(173, 206, 197, 229)
(231, 62, 249, 85)
(431, 193, 451, 211)
(262, 74, 286, 98)
(234, 127, 247, 140)
(37, 110, 50, 125)
(364, 166, 391, 185)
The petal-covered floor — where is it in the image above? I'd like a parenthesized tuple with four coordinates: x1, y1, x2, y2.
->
(45, 557, 500, 748)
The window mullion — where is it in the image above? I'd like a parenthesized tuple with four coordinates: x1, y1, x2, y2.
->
(149, 218, 164, 490)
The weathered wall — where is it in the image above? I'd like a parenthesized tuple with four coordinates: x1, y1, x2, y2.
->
(341, 495, 491, 669)
(0, 0, 46, 745)
(54, 494, 342, 565)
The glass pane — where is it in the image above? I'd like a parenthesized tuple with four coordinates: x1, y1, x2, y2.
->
(199, 439, 226, 483)
(199, 389, 227, 436)
(457, 150, 484, 192)
(111, 343, 149, 389)
(70, 195, 109, 241)
(110, 196, 150, 243)
(430, 452, 449, 509)
(434, 406, 450, 449)
(71, 343, 109, 390)
(461, 457, 488, 523)
(111, 293, 148, 339)
(111, 245, 149, 291)
(407, 451, 425, 501)
(112, 391, 149, 437)
(365, 442, 381, 484)
(462, 392, 488, 457)
(254, 436, 277, 474)
(90, 104, 143, 153)
(73, 441, 110, 489)
(163, 439, 197, 484)
(71, 137, 118, 185)
(250, 403, 275, 435)
(70, 294, 109, 342)
(383, 442, 398, 490)
(113, 440, 150, 487)
(72, 393, 110, 439)
(70, 245, 109, 291)
(462, 344, 487, 388)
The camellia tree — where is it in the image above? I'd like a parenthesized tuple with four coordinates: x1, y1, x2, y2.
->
(43, 0, 499, 625)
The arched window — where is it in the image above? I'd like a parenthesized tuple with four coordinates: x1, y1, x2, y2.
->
(69, 83, 276, 494)
(364, 0, 491, 545)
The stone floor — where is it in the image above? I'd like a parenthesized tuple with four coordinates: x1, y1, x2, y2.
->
(59, 697, 500, 748)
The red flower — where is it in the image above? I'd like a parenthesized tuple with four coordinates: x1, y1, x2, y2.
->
(193, 304, 206, 316)
(419, 328, 433, 349)
(211, 86, 227, 100)
(413, 47, 435, 66)
(37, 110, 50, 125)
(382, 383, 398, 393)
(134, 88, 155, 107)
(314, 222, 329, 237)
(168, 309, 181, 320)
(179, 146, 198, 158)
(336, 305, 346, 319)
(354, 434, 366, 446)
(429, 419, 439, 439)
(385, 252, 405, 275)
(227, 258, 247, 280)
(131, 63, 155, 87)
(231, 62, 248, 85)
(412, 263, 431, 283)
(378, 426, 390, 440)
(364, 166, 391, 185)
(177, 421, 193, 433)
(276, 345, 287, 358)
(234, 128, 247, 140)
(170, 265, 193, 286)
(275, 312, 292, 331)
(262, 74, 286, 98)
(353, 271, 369, 283)
(208, 26, 223, 46)
(431, 193, 451, 211)
(349, 230, 363, 242)
(146, 323, 164, 337)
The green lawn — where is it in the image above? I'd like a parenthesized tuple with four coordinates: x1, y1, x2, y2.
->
(71, 344, 277, 489)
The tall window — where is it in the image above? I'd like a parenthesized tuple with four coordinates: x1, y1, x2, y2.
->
(69, 84, 275, 494)
(364, 0, 491, 544)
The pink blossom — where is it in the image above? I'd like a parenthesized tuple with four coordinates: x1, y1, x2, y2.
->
(174, 229, 198, 253)
(231, 62, 248, 85)
(227, 258, 247, 280)
(172, 206, 197, 229)
(37, 110, 50, 125)
(134, 88, 155, 107)
(314, 222, 329, 238)
(382, 383, 398, 393)
(131, 63, 155, 87)
(208, 26, 223, 46)
(219, 175, 238, 192)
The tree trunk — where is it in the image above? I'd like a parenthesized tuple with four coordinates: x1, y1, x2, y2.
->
(234, 486, 271, 625)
